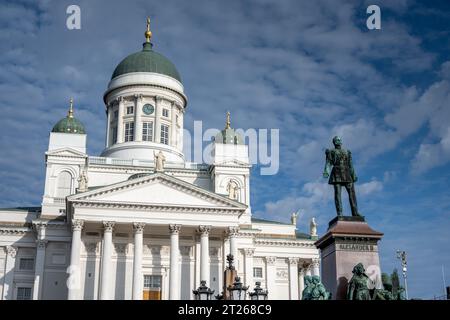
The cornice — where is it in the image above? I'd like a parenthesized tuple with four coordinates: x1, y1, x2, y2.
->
(254, 238, 316, 248)
(72, 200, 242, 215)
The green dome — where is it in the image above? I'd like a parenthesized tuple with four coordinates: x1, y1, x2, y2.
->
(52, 115, 86, 134)
(111, 42, 181, 82)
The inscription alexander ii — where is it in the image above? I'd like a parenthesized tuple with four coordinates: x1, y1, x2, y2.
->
(338, 243, 375, 251)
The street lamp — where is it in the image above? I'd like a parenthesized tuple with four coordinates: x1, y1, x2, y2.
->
(248, 281, 268, 300)
(227, 276, 249, 300)
(396, 250, 409, 300)
(193, 280, 215, 300)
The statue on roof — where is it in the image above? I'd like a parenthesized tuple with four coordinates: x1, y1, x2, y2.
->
(77, 169, 88, 192)
(154, 150, 166, 172)
(323, 136, 361, 217)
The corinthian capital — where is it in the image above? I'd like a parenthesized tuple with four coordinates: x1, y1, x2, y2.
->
(169, 224, 181, 234)
(227, 226, 239, 237)
(36, 239, 48, 250)
(6, 246, 17, 258)
(197, 225, 211, 235)
(244, 248, 255, 257)
(72, 220, 84, 232)
(103, 221, 115, 232)
(288, 257, 299, 265)
(133, 222, 146, 234)
(265, 256, 276, 265)
(312, 258, 320, 267)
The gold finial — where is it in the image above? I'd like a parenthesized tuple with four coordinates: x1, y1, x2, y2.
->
(145, 17, 152, 43)
(225, 111, 231, 129)
(68, 97, 74, 118)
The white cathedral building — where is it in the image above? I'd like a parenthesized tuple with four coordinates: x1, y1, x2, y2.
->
(0, 21, 320, 300)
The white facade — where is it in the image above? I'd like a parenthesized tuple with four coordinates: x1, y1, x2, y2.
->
(0, 29, 320, 300)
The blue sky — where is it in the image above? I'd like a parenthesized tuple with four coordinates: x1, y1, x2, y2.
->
(0, 0, 449, 299)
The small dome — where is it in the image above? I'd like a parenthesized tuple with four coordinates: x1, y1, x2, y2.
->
(52, 99, 86, 134)
(111, 42, 181, 82)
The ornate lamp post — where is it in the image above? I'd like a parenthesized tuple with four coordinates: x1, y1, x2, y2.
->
(193, 280, 215, 300)
(248, 281, 268, 300)
(396, 250, 409, 300)
(227, 276, 249, 300)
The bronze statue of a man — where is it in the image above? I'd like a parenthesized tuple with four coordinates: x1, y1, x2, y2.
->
(323, 136, 361, 217)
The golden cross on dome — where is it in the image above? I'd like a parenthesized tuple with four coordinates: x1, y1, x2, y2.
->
(68, 97, 74, 118)
(145, 17, 152, 43)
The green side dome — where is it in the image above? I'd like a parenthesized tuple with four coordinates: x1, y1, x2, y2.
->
(52, 101, 86, 134)
(111, 42, 181, 82)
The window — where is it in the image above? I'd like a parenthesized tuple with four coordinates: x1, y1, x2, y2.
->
(162, 108, 169, 117)
(125, 122, 134, 142)
(112, 126, 118, 144)
(142, 122, 154, 142)
(114, 110, 118, 119)
(126, 106, 134, 115)
(16, 287, 32, 300)
(253, 267, 263, 278)
(19, 258, 35, 271)
(144, 275, 162, 289)
(56, 171, 72, 198)
(160, 124, 169, 145)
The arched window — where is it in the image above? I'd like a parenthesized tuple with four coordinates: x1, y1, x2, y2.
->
(56, 171, 72, 197)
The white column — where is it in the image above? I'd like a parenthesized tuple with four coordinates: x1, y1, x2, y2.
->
(117, 97, 124, 143)
(288, 258, 299, 300)
(33, 240, 47, 300)
(178, 110, 184, 152)
(170, 102, 177, 146)
(154, 96, 162, 143)
(265, 256, 276, 300)
(244, 249, 255, 288)
(312, 258, 320, 277)
(32, 222, 47, 300)
(100, 221, 115, 300)
(134, 94, 143, 142)
(2, 246, 17, 300)
(194, 235, 201, 291)
(228, 227, 239, 267)
(68, 219, 84, 300)
(198, 225, 211, 285)
(169, 224, 181, 300)
(298, 268, 305, 300)
(105, 105, 111, 147)
(132, 222, 145, 300)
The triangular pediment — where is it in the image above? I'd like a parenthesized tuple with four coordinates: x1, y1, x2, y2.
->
(214, 159, 250, 167)
(46, 147, 87, 158)
(68, 173, 246, 210)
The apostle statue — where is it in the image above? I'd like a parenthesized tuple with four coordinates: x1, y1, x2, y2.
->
(154, 150, 166, 172)
(310, 217, 317, 237)
(77, 170, 88, 192)
(323, 136, 361, 217)
(347, 263, 371, 300)
(291, 211, 298, 226)
(226, 180, 239, 201)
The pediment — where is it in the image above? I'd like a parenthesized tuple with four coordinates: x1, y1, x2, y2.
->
(68, 173, 246, 210)
(214, 159, 250, 167)
(46, 147, 87, 158)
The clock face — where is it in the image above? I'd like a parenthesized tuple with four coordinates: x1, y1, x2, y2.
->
(142, 104, 155, 115)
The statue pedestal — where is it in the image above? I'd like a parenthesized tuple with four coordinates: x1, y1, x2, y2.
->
(315, 216, 383, 300)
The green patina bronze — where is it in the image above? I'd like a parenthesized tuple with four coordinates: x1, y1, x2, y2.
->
(302, 275, 331, 300)
(323, 136, 361, 217)
(111, 42, 181, 82)
(347, 263, 371, 300)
